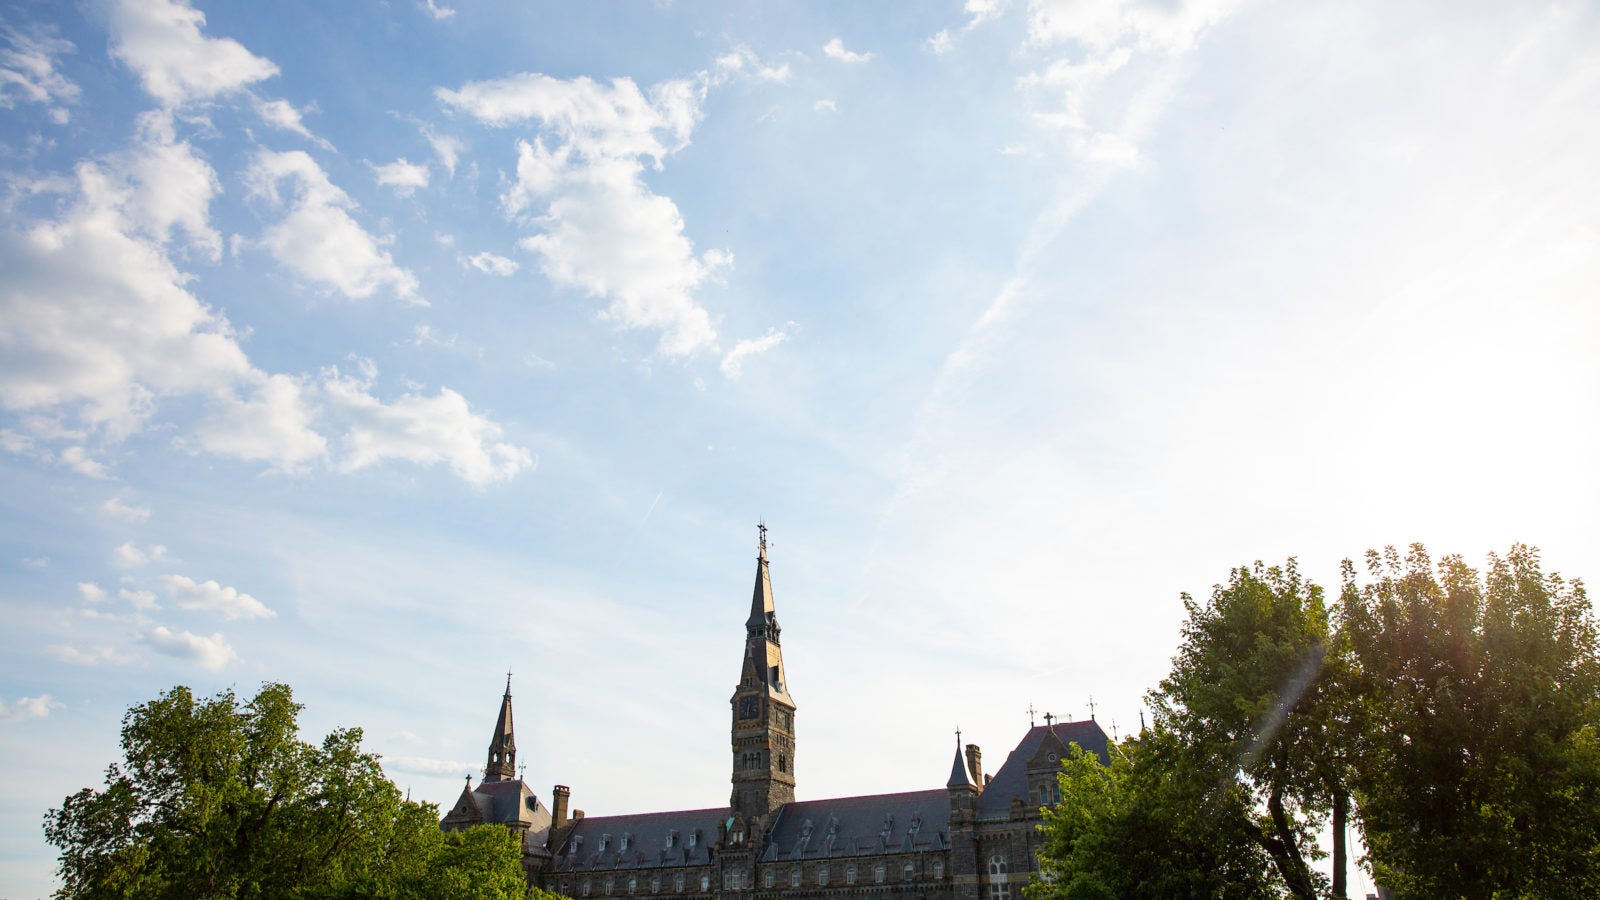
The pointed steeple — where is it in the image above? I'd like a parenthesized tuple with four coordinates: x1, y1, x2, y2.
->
(745, 521, 779, 643)
(947, 743, 975, 789)
(483, 673, 516, 783)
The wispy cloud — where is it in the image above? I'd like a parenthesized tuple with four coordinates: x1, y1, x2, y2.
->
(141, 625, 237, 669)
(160, 573, 274, 620)
(822, 37, 873, 64)
(0, 694, 61, 723)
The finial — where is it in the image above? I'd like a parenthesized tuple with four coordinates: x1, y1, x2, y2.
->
(519, 763, 527, 780)
(955, 725, 962, 747)
(1044, 712, 1055, 728)
(1088, 695, 1096, 721)
(506, 669, 513, 694)
(465, 773, 472, 784)
(1027, 703, 1036, 727)
(758, 520, 768, 555)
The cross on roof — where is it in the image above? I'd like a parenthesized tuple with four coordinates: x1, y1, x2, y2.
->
(1043, 712, 1055, 727)
(758, 520, 767, 552)
(1027, 703, 1036, 726)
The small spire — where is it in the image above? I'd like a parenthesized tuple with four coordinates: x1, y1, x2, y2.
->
(946, 740, 974, 789)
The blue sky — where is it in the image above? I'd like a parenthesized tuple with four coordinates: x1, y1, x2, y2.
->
(2, 0, 1597, 894)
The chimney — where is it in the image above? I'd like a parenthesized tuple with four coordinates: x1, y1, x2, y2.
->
(965, 744, 983, 791)
(552, 784, 570, 824)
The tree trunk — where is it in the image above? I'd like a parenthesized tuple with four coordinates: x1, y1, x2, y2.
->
(1332, 787, 1348, 899)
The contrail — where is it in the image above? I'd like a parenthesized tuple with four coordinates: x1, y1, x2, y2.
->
(641, 491, 664, 524)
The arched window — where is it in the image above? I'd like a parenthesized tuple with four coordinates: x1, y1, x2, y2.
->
(989, 855, 1007, 875)
(934, 859, 945, 879)
(904, 862, 915, 881)
(700, 874, 709, 891)
(581, 880, 591, 897)
(764, 870, 775, 888)
(651, 875, 660, 893)
(846, 864, 857, 884)
(817, 866, 829, 886)
(627, 876, 637, 894)
(874, 863, 885, 883)
(791, 868, 801, 887)
(603, 878, 613, 895)
(674, 873, 685, 892)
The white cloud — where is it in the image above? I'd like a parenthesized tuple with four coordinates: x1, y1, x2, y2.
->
(926, 29, 955, 55)
(0, 693, 61, 723)
(102, 495, 152, 523)
(0, 124, 246, 442)
(391, 729, 422, 745)
(141, 625, 237, 669)
(160, 573, 274, 620)
(822, 37, 873, 64)
(193, 373, 328, 469)
(713, 46, 791, 84)
(420, 0, 456, 21)
(967, 0, 1010, 27)
(106, 0, 278, 107)
(422, 126, 464, 176)
(720, 328, 788, 380)
(112, 541, 167, 568)
(254, 97, 331, 149)
(47, 644, 135, 665)
(0, 24, 81, 120)
(464, 251, 519, 276)
(119, 587, 159, 610)
(77, 582, 106, 603)
(441, 71, 727, 356)
(814, 99, 838, 113)
(58, 445, 111, 479)
(245, 149, 424, 304)
(21, 556, 49, 568)
(1026, 0, 1235, 53)
(322, 364, 534, 486)
(383, 754, 475, 776)
(371, 157, 430, 197)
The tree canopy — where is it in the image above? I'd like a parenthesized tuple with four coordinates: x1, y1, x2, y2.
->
(44, 682, 539, 900)
(1032, 545, 1600, 900)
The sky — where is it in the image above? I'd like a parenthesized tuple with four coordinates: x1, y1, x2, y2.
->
(1, 0, 1597, 894)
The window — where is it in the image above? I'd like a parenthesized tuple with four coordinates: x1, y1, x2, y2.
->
(817, 866, 829, 886)
(700, 875, 709, 891)
(621, 834, 631, 852)
(603, 878, 613, 895)
(989, 855, 1008, 876)
(846, 864, 857, 884)
(675, 873, 685, 892)
(599, 834, 610, 852)
(581, 880, 591, 897)
(666, 831, 676, 849)
(933, 860, 945, 879)
(764, 870, 774, 888)
(651, 876, 660, 892)
(904, 862, 915, 882)
(990, 886, 1012, 900)
(791, 869, 801, 887)
(627, 877, 637, 894)
(688, 830, 698, 849)
(874, 863, 885, 884)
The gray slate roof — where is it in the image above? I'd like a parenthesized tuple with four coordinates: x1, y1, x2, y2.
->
(549, 807, 730, 872)
(759, 790, 951, 862)
(975, 720, 1109, 820)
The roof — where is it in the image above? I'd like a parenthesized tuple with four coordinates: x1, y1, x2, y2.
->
(549, 806, 730, 872)
(946, 745, 974, 789)
(759, 790, 951, 862)
(473, 778, 550, 828)
(975, 720, 1110, 820)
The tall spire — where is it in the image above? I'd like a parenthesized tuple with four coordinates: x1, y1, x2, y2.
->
(483, 673, 516, 782)
(746, 521, 778, 642)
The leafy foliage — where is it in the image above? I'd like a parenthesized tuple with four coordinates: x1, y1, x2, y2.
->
(1028, 729, 1282, 900)
(1340, 544, 1600, 898)
(43, 683, 535, 900)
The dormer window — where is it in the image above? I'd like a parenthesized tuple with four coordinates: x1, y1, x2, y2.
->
(665, 831, 676, 849)
(597, 834, 609, 852)
(620, 833, 631, 852)
(687, 830, 698, 849)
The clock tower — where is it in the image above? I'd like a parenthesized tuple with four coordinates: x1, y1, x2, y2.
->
(730, 524, 796, 824)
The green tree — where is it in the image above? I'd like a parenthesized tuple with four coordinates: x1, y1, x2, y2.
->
(43, 683, 533, 900)
(1155, 559, 1348, 899)
(1028, 727, 1282, 900)
(1340, 544, 1600, 898)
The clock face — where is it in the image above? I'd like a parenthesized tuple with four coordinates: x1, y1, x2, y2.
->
(738, 696, 759, 719)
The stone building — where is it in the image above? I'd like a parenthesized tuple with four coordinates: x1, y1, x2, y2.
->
(449, 528, 1109, 899)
